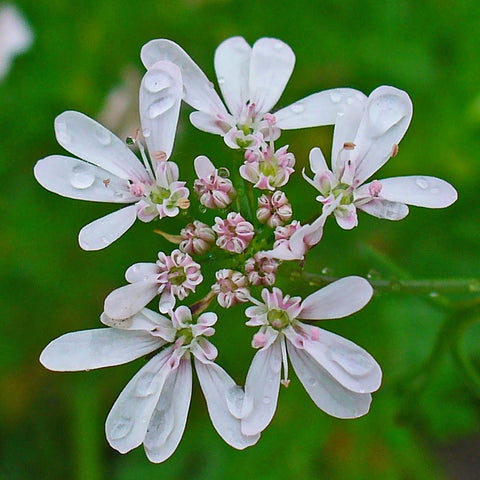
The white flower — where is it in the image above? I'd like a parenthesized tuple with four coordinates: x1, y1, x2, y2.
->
(40, 306, 259, 463)
(141, 36, 365, 148)
(0, 4, 33, 80)
(303, 86, 458, 229)
(239, 278, 381, 436)
(34, 60, 190, 250)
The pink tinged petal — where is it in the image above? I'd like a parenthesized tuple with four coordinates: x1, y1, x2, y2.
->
(190, 338, 218, 363)
(125, 262, 159, 283)
(372, 176, 458, 208)
(352, 86, 413, 185)
(34, 156, 136, 203)
(144, 358, 192, 463)
(334, 204, 358, 230)
(141, 39, 228, 117)
(214, 36, 252, 117)
(275, 88, 367, 130)
(189, 111, 233, 135)
(248, 38, 295, 114)
(357, 198, 409, 220)
(104, 280, 159, 320)
(241, 340, 282, 436)
(78, 204, 138, 251)
(105, 348, 175, 454)
(195, 360, 260, 449)
(194, 155, 216, 179)
(101, 309, 176, 342)
(197, 312, 218, 327)
(287, 342, 372, 418)
(40, 328, 163, 371)
(303, 329, 382, 394)
(299, 276, 373, 320)
(54, 111, 149, 183)
(139, 60, 182, 160)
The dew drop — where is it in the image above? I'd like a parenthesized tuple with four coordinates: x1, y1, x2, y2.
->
(217, 76, 225, 85)
(148, 97, 176, 119)
(101, 236, 110, 245)
(218, 167, 230, 178)
(430, 187, 440, 195)
(415, 177, 429, 189)
(143, 128, 151, 138)
(346, 96, 354, 105)
(198, 204, 207, 214)
(274, 41, 285, 50)
(70, 164, 95, 189)
(56, 121, 71, 144)
(144, 70, 171, 93)
(367, 94, 408, 137)
(291, 103, 305, 114)
(308, 377, 317, 386)
(327, 346, 373, 376)
(95, 127, 112, 145)
(330, 91, 342, 103)
(135, 372, 156, 397)
(429, 292, 439, 298)
(225, 385, 245, 418)
(262, 395, 271, 404)
(109, 416, 133, 440)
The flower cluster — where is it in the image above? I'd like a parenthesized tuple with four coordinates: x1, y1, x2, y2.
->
(36, 36, 457, 463)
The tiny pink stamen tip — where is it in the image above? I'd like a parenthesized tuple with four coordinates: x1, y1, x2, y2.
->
(391, 144, 399, 157)
(369, 180, 382, 197)
(280, 379, 290, 388)
(272, 319, 282, 329)
(264, 113, 276, 125)
(310, 327, 321, 341)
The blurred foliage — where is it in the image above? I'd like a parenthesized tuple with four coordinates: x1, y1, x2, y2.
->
(1, 0, 480, 479)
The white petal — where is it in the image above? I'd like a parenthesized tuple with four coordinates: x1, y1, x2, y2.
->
(309, 147, 329, 175)
(40, 328, 162, 371)
(189, 111, 232, 134)
(351, 86, 413, 184)
(104, 279, 159, 320)
(195, 360, 260, 449)
(34, 156, 136, 203)
(299, 276, 373, 320)
(105, 348, 174, 454)
(373, 176, 458, 208)
(194, 155, 216, 179)
(214, 37, 251, 117)
(303, 329, 382, 393)
(78, 204, 138, 250)
(139, 60, 182, 160)
(125, 263, 159, 283)
(144, 358, 192, 463)
(141, 39, 228, 117)
(331, 99, 366, 178)
(287, 342, 372, 418)
(275, 88, 367, 130)
(248, 38, 295, 114)
(54, 111, 149, 183)
(241, 340, 282, 436)
(100, 309, 176, 342)
(357, 198, 409, 220)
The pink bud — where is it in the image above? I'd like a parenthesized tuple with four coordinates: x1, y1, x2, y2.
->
(212, 212, 255, 253)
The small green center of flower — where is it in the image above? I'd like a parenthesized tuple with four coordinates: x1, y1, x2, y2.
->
(267, 309, 291, 330)
(150, 186, 171, 204)
(176, 327, 194, 345)
(168, 266, 186, 286)
(332, 183, 354, 205)
(259, 157, 279, 178)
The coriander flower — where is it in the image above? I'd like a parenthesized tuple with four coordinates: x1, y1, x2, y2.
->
(40, 306, 259, 462)
(239, 278, 381, 436)
(34, 60, 190, 250)
(104, 249, 202, 317)
(141, 36, 365, 148)
(303, 86, 458, 229)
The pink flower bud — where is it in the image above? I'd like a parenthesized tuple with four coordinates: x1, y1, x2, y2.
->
(273, 220, 302, 248)
(179, 221, 215, 255)
(212, 212, 255, 253)
(211, 269, 250, 308)
(245, 252, 279, 286)
(256, 191, 292, 228)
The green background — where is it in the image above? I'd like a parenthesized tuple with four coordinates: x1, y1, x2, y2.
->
(1, 0, 480, 479)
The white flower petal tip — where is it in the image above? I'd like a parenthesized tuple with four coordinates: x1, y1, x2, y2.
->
(374, 176, 458, 209)
(78, 205, 138, 250)
(299, 276, 373, 320)
(139, 60, 183, 159)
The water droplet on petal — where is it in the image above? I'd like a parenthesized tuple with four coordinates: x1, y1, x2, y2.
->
(330, 91, 342, 103)
(95, 127, 112, 145)
(327, 345, 374, 376)
(225, 385, 245, 418)
(56, 121, 72, 144)
(367, 94, 408, 137)
(274, 41, 285, 50)
(198, 204, 207, 214)
(262, 395, 271, 404)
(415, 177, 429, 189)
(308, 377, 317, 386)
(135, 372, 156, 397)
(143, 128, 151, 138)
(144, 70, 171, 93)
(346, 96, 354, 105)
(109, 416, 134, 440)
(148, 97, 176, 119)
(430, 187, 440, 195)
(70, 164, 95, 189)
(291, 104, 305, 114)
(101, 236, 110, 245)
(217, 76, 225, 85)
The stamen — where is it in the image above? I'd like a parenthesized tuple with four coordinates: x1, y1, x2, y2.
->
(391, 144, 399, 157)
(280, 337, 290, 387)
